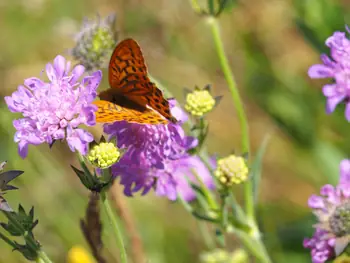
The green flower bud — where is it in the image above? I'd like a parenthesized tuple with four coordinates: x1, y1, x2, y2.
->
(200, 249, 229, 263)
(185, 89, 216, 117)
(71, 14, 117, 71)
(214, 155, 248, 186)
(88, 142, 120, 169)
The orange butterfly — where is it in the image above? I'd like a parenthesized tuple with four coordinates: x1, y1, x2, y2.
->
(93, 39, 177, 125)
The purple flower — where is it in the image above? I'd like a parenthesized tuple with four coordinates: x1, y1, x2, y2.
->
(5, 55, 102, 158)
(304, 159, 350, 263)
(104, 99, 196, 169)
(155, 155, 215, 201)
(109, 100, 215, 199)
(308, 28, 350, 120)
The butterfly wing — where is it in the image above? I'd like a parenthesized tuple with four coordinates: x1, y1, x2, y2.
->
(107, 38, 177, 123)
(93, 100, 168, 124)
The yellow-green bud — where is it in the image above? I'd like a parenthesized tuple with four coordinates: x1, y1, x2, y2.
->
(214, 155, 248, 186)
(230, 249, 248, 263)
(88, 142, 120, 169)
(200, 249, 229, 263)
(185, 90, 216, 117)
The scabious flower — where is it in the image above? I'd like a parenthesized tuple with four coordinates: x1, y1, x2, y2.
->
(71, 14, 117, 71)
(5, 55, 102, 158)
(308, 27, 350, 121)
(304, 159, 350, 263)
(154, 155, 215, 201)
(214, 155, 248, 186)
(108, 99, 215, 199)
(185, 87, 216, 117)
(88, 142, 121, 169)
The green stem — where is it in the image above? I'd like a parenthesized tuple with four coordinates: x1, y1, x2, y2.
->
(36, 251, 52, 263)
(100, 190, 128, 263)
(207, 17, 272, 263)
(207, 17, 250, 155)
(207, 16, 255, 219)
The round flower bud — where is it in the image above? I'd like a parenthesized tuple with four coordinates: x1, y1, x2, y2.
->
(214, 155, 248, 186)
(185, 89, 216, 117)
(71, 14, 116, 71)
(88, 142, 120, 169)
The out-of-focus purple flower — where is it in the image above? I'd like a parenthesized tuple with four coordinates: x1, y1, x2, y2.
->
(304, 159, 350, 263)
(5, 55, 102, 158)
(303, 229, 334, 263)
(155, 155, 215, 201)
(308, 28, 350, 120)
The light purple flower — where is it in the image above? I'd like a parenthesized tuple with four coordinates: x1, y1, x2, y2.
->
(5, 55, 102, 158)
(155, 155, 215, 201)
(304, 159, 350, 263)
(308, 28, 350, 120)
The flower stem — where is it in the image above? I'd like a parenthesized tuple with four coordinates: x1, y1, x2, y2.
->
(36, 251, 52, 263)
(207, 16, 272, 263)
(100, 190, 128, 263)
(206, 15, 255, 219)
(207, 17, 250, 155)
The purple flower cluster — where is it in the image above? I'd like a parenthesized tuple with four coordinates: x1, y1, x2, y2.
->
(304, 159, 350, 263)
(308, 28, 350, 120)
(5, 55, 102, 158)
(105, 99, 215, 201)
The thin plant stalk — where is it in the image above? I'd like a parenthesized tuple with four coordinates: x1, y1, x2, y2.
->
(100, 190, 128, 263)
(110, 183, 147, 263)
(206, 16, 272, 263)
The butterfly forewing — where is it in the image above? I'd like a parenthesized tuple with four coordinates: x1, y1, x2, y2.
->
(96, 38, 177, 124)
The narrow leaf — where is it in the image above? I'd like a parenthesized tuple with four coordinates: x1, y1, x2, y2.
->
(251, 134, 271, 204)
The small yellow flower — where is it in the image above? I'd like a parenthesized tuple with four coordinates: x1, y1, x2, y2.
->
(214, 155, 248, 186)
(67, 246, 95, 263)
(185, 89, 216, 117)
(88, 142, 120, 169)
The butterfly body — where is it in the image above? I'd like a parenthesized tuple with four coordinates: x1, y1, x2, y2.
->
(94, 38, 177, 125)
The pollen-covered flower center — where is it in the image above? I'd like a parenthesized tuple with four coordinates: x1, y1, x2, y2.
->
(329, 201, 350, 237)
(185, 90, 215, 117)
(214, 155, 248, 186)
(88, 142, 120, 169)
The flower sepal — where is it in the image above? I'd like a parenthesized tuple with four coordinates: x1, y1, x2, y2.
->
(71, 161, 113, 193)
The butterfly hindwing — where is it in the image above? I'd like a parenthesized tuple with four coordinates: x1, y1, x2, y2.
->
(93, 100, 168, 124)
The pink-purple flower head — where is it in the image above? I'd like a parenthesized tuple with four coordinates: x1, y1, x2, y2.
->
(308, 27, 350, 120)
(5, 55, 102, 158)
(108, 99, 215, 200)
(304, 159, 350, 263)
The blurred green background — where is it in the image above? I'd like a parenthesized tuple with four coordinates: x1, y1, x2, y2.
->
(1, 0, 350, 262)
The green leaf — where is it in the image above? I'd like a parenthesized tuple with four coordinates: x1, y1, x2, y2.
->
(207, 0, 215, 15)
(250, 134, 271, 204)
(1, 206, 38, 236)
(13, 241, 38, 261)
